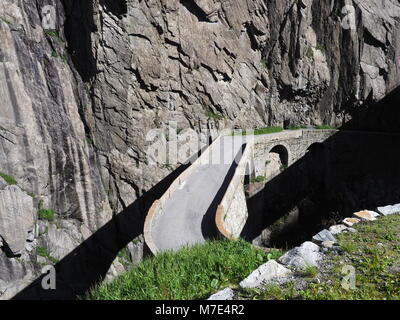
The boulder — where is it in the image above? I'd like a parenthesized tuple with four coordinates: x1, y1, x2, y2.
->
(343, 218, 361, 227)
(353, 210, 380, 222)
(239, 260, 292, 289)
(279, 241, 322, 269)
(377, 204, 400, 216)
(207, 288, 234, 300)
(40, 222, 81, 261)
(0, 178, 34, 255)
(329, 224, 348, 235)
(321, 241, 335, 249)
(312, 229, 336, 244)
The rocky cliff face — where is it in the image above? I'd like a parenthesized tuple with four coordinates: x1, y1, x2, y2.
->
(0, 0, 399, 299)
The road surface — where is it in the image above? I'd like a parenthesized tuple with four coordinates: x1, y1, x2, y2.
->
(151, 135, 246, 252)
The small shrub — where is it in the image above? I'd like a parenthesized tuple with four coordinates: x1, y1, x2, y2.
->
(0, 172, 17, 185)
(250, 176, 265, 183)
(38, 201, 56, 222)
(306, 46, 314, 59)
(280, 164, 288, 171)
(315, 43, 326, 54)
(206, 111, 224, 121)
(85, 136, 93, 145)
(260, 58, 267, 68)
(303, 266, 318, 278)
(45, 30, 65, 42)
(36, 246, 59, 264)
(36, 246, 48, 257)
(38, 209, 56, 222)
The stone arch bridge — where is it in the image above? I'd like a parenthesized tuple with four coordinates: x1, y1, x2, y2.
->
(144, 129, 336, 254)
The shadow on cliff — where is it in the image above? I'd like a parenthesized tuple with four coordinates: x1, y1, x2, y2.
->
(242, 85, 400, 248)
(12, 147, 210, 300)
(61, 0, 127, 82)
(61, 0, 97, 82)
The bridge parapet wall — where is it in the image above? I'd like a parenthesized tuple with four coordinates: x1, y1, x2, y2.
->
(215, 142, 254, 239)
(252, 130, 337, 179)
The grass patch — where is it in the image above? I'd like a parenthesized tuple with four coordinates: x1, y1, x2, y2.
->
(38, 209, 56, 222)
(250, 176, 265, 183)
(38, 200, 56, 222)
(237, 215, 400, 300)
(45, 31, 65, 42)
(87, 239, 283, 300)
(260, 58, 267, 68)
(36, 246, 59, 264)
(306, 46, 314, 59)
(299, 216, 400, 299)
(236, 126, 284, 136)
(0, 172, 17, 185)
(85, 136, 93, 146)
(302, 266, 318, 278)
(206, 111, 224, 121)
(315, 43, 326, 54)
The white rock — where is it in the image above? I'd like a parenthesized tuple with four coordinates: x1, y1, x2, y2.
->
(353, 210, 380, 222)
(342, 217, 361, 227)
(239, 260, 292, 289)
(312, 229, 336, 244)
(377, 204, 400, 216)
(279, 241, 322, 269)
(0, 179, 34, 254)
(25, 239, 37, 252)
(321, 241, 335, 248)
(329, 224, 348, 235)
(207, 288, 234, 300)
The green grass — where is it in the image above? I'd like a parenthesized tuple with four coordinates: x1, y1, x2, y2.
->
(45, 31, 65, 42)
(300, 215, 400, 299)
(0, 172, 17, 185)
(250, 176, 265, 183)
(206, 111, 224, 121)
(38, 209, 56, 222)
(242, 214, 400, 300)
(236, 126, 284, 136)
(315, 43, 326, 54)
(306, 46, 314, 59)
(87, 239, 283, 300)
(260, 58, 267, 68)
(85, 136, 93, 146)
(302, 266, 318, 278)
(36, 246, 59, 264)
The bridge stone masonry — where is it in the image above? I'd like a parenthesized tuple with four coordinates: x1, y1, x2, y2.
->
(144, 128, 338, 254)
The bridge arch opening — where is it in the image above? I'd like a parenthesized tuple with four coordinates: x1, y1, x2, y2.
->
(269, 145, 289, 167)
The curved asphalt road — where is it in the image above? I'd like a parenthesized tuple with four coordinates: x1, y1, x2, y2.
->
(151, 135, 246, 252)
